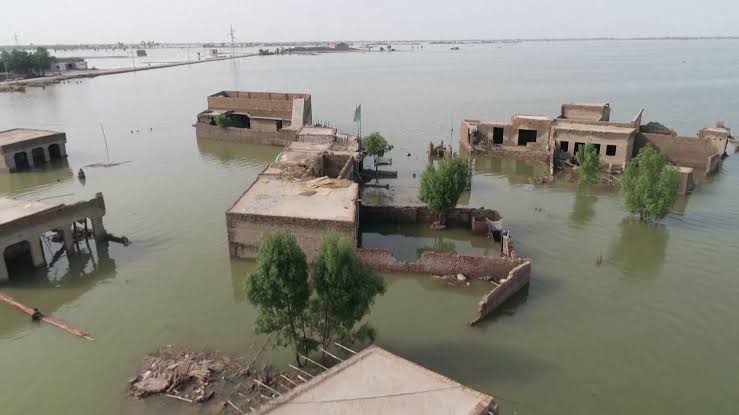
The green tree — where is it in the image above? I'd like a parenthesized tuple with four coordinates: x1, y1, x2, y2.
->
(245, 231, 315, 364)
(362, 132, 393, 170)
(308, 233, 386, 352)
(215, 114, 234, 127)
(1, 48, 54, 75)
(621, 145, 679, 221)
(31, 48, 53, 75)
(577, 143, 601, 185)
(419, 155, 468, 225)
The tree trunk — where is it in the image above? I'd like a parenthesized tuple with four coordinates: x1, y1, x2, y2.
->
(439, 212, 447, 226)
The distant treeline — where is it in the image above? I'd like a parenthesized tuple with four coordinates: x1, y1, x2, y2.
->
(1, 48, 54, 75)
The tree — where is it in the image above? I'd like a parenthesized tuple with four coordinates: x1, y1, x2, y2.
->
(215, 114, 234, 127)
(419, 155, 468, 225)
(0, 48, 55, 75)
(245, 231, 315, 364)
(31, 48, 53, 75)
(621, 145, 679, 221)
(308, 233, 386, 352)
(362, 132, 393, 170)
(577, 143, 600, 185)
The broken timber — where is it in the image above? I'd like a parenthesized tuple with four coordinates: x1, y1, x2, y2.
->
(0, 291, 94, 340)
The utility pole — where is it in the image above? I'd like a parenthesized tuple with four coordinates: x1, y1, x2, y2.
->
(228, 25, 236, 59)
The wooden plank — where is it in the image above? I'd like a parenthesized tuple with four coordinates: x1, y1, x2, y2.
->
(0, 291, 94, 341)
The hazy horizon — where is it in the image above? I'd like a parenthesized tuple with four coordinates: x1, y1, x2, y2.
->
(3, 0, 739, 45)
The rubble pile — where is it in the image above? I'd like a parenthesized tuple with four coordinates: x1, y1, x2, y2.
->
(128, 346, 299, 413)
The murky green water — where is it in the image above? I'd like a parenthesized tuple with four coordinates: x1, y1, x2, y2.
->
(1, 40, 738, 414)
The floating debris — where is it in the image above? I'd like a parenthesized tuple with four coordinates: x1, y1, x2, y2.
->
(84, 161, 132, 168)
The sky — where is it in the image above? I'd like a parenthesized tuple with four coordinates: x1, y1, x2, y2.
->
(2, 0, 739, 45)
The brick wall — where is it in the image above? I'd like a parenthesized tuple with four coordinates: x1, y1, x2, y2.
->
(360, 205, 502, 228)
(357, 247, 526, 278)
(636, 133, 721, 172)
(196, 123, 297, 146)
(227, 213, 356, 261)
(469, 261, 531, 326)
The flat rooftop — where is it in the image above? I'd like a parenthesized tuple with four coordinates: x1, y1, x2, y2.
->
(566, 102, 609, 108)
(228, 175, 358, 223)
(255, 346, 494, 415)
(0, 198, 58, 227)
(298, 126, 337, 137)
(0, 128, 64, 146)
(514, 115, 553, 121)
(210, 91, 310, 100)
(554, 121, 636, 135)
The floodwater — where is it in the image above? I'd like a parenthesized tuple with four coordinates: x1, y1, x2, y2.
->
(1, 40, 738, 414)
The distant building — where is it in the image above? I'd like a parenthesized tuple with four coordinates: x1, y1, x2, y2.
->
(0, 129, 68, 172)
(461, 102, 730, 175)
(49, 57, 88, 73)
(196, 91, 313, 145)
(254, 345, 498, 415)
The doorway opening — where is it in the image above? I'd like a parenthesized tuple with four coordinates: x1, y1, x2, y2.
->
(492, 127, 505, 144)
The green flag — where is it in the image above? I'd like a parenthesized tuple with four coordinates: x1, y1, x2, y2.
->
(353, 104, 362, 123)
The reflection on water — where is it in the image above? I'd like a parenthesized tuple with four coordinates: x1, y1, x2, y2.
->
(361, 223, 500, 262)
(196, 138, 281, 167)
(473, 155, 550, 185)
(570, 191, 597, 227)
(0, 163, 73, 195)
(228, 259, 251, 303)
(1, 40, 738, 415)
(609, 219, 669, 278)
(0, 241, 116, 337)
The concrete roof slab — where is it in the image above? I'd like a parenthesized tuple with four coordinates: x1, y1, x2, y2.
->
(255, 346, 494, 415)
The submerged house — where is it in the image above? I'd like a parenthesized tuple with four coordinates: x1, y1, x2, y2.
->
(255, 345, 499, 415)
(0, 193, 107, 283)
(196, 91, 313, 146)
(461, 102, 730, 175)
(226, 134, 361, 260)
(0, 129, 68, 172)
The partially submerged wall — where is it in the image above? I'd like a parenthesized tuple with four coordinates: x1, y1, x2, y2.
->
(469, 261, 531, 326)
(359, 203, 529, 325)
(357, 248, 526, 279)
(360, 205, 501, 228)
(636, 132, 722, 173)
(227, 213, 357, 261)
(196, 123, 297, 146)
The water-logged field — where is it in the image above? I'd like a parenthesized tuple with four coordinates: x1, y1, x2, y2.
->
(1, 40, 738, 414)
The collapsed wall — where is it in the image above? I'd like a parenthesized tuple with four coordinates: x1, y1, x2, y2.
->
(359, 203, 530, 325)
(635, 132, 722, 174)
(469, 260, 531, 326)
(357, 248, 526, 279)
